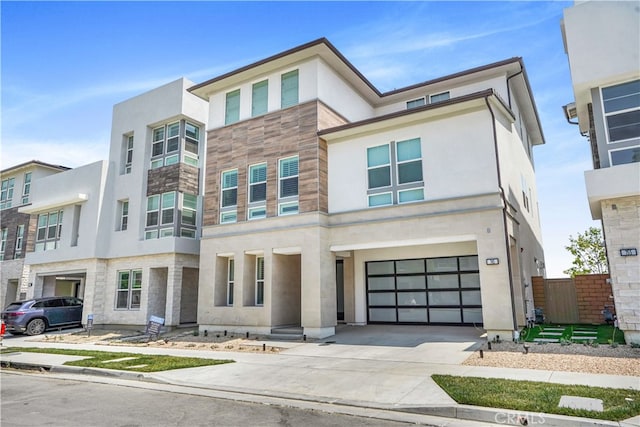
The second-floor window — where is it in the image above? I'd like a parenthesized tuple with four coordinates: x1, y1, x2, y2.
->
(145, 192, 175, 239)
(35, 210, 63, 252)
(124, 135, 134, 174)
(15, 224, 24, 257)
(278, 156, 299, 215)
(180, 193, 197, 238)
(22, 172, 31, 204)
(252, 80, 268, 117)
(120, 200, 129, 231)
(0, 228, 7, 260)
(220, 169, 238, 224)
(248, 163, 267, 220)
(602, 79, 640, 143)
(1, 178, 15, 210)
(367, 138, 424, 207)
(225, 89, 240, 125)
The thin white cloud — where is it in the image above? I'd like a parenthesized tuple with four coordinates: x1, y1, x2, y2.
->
(0, 137, 109, 170)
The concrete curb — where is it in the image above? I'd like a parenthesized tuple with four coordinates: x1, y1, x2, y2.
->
(2, 360, 635, 427)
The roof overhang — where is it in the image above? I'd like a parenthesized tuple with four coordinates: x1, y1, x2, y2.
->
(19, 193, 88, 214)
(1, 160, 70, 176)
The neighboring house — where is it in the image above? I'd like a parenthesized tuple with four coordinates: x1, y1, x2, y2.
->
(190, 38, 546, 339)
(562, 1, 640, 343)
(16, 78, 209, 329)
(0, 161, 70, 308)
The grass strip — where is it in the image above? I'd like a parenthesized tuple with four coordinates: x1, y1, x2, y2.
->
(432, 375, 640, 421)
(1, 347, 233, 372)
(521, 324, 626, 345)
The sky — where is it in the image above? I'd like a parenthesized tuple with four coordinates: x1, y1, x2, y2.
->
(1, 1, 598, 277)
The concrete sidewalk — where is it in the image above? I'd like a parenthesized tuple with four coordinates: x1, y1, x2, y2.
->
(1, 326, 639, 427)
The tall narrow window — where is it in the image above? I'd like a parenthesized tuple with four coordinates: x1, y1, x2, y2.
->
(181, 193, 197, 238)
(22, 172, 32, 204)
(252, 80, 268, 117)
(15, 224, 24, 256)
(166, 122, 180, 153)
(145, 195, 160, 239)
(278, 156, 299, 215)
(116, 270, 142, 310)
(281, 70, 299, 108)
(220, 169, 238, 223)
(184, 122, 199, 166)
(256, 256, 265, 306)
(120, 200, 129, 231)
(152, 127, 165, 157)
(0, 228, 7, 260)
(227, 258, 234, 306)
(124, 135, 134, 174)
(248, 163, 267, 220)
(1, 178, 15, 209)
(225, 89, 241, 125)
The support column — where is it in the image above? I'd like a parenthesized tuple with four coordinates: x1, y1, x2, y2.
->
(301, 231, 336, 338)
(164, 263, 183, 326)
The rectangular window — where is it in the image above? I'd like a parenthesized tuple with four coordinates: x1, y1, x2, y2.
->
(161, 192, 175, 225)
(227, 258, 234, 306)
(367, 138, 424, 208)
(116, 270, 142, 310)
(22, 172, 32, 204)
(252, 80, 268, 117)
(35, 210, 63, 251)
(124, 135, 134, 174)
(180, 193, 197, 238)
(0, 228, 7, 260)
(120, 200, 129, 231)
(166, 122, 180, 153)
(407, 98, 426, 109)
(15, 224, 24, 256)
(256, 257, 265, 305)
(151, 121, 200, 168)
(225, 89, 241, 125)
(152, 126, 165, 157)
(248, 163, 267, 220)
(278, 156, 299, 215)
(602, 80, 640, 143)
(184, 121, 199, 165)
(1, 178, 15, 209)
(430, 91, 450, 103)
(145, 192, 175, 239)
(610, 145, 640, 166)
(221, 169, 238, 223)
(281, 70, 299, 109)
(146, 195, 160, 227)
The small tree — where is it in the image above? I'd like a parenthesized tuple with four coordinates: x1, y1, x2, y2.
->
(563, 226, 608, 277)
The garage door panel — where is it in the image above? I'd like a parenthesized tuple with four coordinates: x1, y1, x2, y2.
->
(429, 308, 462, 323)
(427, 275, 458, 289)
(397, 292, 427, 305)
(399, 308, 428, 322)
(369, 308, 397, 322)
(397, 276, 426, 289)
(368, 277, 395, 290)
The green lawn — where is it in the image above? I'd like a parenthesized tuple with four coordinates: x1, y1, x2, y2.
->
(520, 324, 626, 345)
(1, 347, 234, 372)
(432, 375, 640, 421)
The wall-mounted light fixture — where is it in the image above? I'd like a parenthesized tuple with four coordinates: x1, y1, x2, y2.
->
(620, 248, 638, 256)
(486, 258, 500, 265)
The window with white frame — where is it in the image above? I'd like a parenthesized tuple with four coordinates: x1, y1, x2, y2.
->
(0, 228, 7, 260)
(123, 135, 134, 174)
(602, 80, 640, 143)
(521, 175, 530, 212)
(227, 258, 234, 306)
(180, 193, 197, 238)
(116, 270, 142, 310)
(610, 145, 640, 166)
(281, 70, 299, 109)
(430, 91, 450, 104)
(145, 192, 174, 239)
(15, 224, 24, 257)
(367, 138, 424, 207)
(407, 98, 426, 109)
(278, 156, 299, 215)
(35, 210, 63, 251)
(220, 169, 238, 224)
(225, 89, 240, 125)
(119, 200, 129, 231)
(248, 163, 267, 220)
(150, 121, 200, 169)
(252, 80, 268, 117)
(1, 178, 15, 210)
(22, 172, 31, 204)
(255, 256, 264, 306)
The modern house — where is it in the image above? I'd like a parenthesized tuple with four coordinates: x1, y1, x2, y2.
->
(562, 1, 640, 343)
(191, 39, 546, 339)
(0, 161, 70, 308)
(12, 78, 209, 329)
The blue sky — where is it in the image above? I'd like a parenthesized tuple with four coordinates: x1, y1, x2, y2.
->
(1, 1, 597, 277)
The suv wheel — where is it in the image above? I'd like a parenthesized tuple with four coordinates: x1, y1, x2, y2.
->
(26, 318, 47, 336)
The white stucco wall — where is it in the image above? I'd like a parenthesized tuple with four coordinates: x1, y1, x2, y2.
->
(327, 108, 498, 213)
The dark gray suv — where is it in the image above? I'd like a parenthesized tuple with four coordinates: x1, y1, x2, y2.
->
(1, 296, 83, 336)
